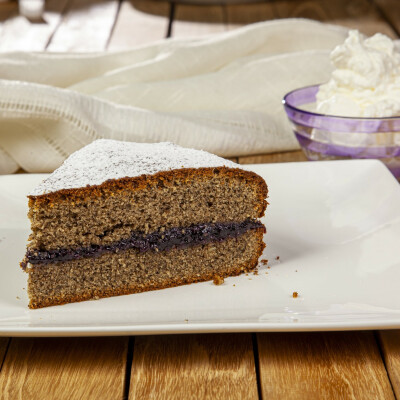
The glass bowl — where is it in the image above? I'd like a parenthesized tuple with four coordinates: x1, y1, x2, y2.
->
(283, 84, 400, 179)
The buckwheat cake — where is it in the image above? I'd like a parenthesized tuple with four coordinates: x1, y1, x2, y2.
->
(21, 140, 268, 309)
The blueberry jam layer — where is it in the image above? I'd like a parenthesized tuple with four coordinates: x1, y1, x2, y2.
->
(25, 220, 265, 265)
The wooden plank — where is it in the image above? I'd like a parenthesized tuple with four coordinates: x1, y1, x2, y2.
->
(272, 0, 332, 20)
(108, 0, 170, 50)
(172, 4, 226, 38)
(378, 330, 400, 399)
(331, 19, 396, 38)
(257, 332, 395, 400)
(373, 0, 400, 36)
(0, 0, 69, 51)
(225, 2, 274, 30)
(238, 150, 308, 165)
(0, 337, 9, 371)
(322, 0, 397, 38)
(272, 0, 396, 38)
(46, 0, 120, 51)
(129, 334, 258, 399)
(175, 0, 397, 39)
(0, 337, 128, 399)
(0, 1, 18, 22)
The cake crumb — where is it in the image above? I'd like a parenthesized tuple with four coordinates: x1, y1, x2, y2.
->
(184, 319, 189, 323)
(253, 269, 258, 276)
(16, 296, 20, 300)
(276, 256, 280, 260)
(261, 259, 268, 265)
(267, 266, 271, 269)
(213, 275, 224, 285)
(292, 291, 298, 298)
(233, 284, 236, 287)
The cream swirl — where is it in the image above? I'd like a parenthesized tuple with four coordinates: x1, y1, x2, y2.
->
(316, 30, 400, 118)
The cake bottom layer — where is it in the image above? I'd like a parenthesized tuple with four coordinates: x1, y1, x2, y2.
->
(27, 229, 265, 309)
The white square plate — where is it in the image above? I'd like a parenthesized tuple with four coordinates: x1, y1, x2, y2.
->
(1, 160, 400, 336)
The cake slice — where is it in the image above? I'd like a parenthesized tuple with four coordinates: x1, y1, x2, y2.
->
(21, 140, 268, 309)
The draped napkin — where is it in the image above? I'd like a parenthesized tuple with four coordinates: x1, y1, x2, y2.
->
(0, 18, 348, 174)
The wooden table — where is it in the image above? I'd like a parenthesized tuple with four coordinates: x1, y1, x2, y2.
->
(1, 0, 400, 398)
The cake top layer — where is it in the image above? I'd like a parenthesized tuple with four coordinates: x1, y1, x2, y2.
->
(30, 140, 239, 196)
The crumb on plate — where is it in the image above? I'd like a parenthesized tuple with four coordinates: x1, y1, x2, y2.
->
(292, 291, 298, 298)
(213, 275, 224, 285)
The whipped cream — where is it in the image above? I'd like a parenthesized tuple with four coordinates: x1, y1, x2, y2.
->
(316, 30, 400, 117)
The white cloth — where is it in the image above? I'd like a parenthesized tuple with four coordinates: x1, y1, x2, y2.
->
(0, 18, 348, 173)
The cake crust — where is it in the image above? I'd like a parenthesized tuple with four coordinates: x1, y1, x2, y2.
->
(29, 140, 241, 196)
(28, 166, 268, 215)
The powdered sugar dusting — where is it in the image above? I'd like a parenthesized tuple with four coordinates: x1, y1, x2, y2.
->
(30, 140, 239, 196)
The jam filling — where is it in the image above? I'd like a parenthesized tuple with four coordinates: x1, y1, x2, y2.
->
(25, 220, 265, 265)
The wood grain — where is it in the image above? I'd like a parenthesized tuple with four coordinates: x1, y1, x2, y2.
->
(172, 4, 226, 38)
(108, 0, 169, 50)
(238, 150, 307, 165)
(225, 2, 274, 30)
(46, 0, 120, 51)
(271, 0, 396, 38)
(332, 18, 396, 38)
(129, 334, 258, 399)
(378, 330, 400, 399)
(0, 337, 128, 400)
(257, 332, 395, 400)
(0, 1, 18, 24)
(0, 337, 9, 371)
(373, 0, 400, 36)
(272, 0, 331, 21)
(321, 0, 397, 38)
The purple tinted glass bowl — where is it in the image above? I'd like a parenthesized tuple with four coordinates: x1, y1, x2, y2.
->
(283, 84, 400, 178)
